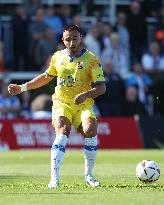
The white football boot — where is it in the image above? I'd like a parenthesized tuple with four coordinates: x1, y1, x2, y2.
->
(85, 174, 101, 187)
(48, 180, 59, 189)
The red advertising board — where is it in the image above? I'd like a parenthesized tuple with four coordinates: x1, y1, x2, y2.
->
(0, 118, 144, 150)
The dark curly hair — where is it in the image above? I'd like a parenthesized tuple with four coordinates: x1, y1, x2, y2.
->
(63, 24, 82, 34)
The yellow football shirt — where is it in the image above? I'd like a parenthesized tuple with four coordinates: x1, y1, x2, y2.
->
(46, 48, 105, 105)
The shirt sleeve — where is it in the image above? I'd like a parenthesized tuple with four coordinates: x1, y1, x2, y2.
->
(90, 58, 105, 84)
(45, 55, 57, 77)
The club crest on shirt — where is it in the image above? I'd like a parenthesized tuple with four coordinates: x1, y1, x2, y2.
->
(77, 62, 83, 69)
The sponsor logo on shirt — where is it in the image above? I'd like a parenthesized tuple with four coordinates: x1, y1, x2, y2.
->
(77, 62, 83, 69)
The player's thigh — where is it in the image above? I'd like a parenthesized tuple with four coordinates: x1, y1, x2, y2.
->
(77, 111, 97, 138)
(53, 116, 71, 136)
(52, 105, 72, 136)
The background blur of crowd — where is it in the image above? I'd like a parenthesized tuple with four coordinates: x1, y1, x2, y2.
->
(0, 0, 164, 119)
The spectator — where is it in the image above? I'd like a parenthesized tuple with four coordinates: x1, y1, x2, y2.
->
(44, 6, 63, 39)
(25, 0, 42, 16)
(93, 104, 101, 117)
(60, 5, 73, 28)
(114, 12, 130, 53)
(127, 1, 147, 62)
(0, 41, 10, 72)
(95, 19, 105, 32)
(56, 42, 65, 51)
(29, 8, 48, 68)
(31, 94, 52, 119)
(20, 91, 31, 118)
(72, 14, 81, 27)
(95, 60, 124, 117)
(41, 53, 53, 72)
(121, 85, 146, 116)
(126, 62, 153, 110)
(141, 42, 164, 73)
(83, 26, 101, 58)
(0, 83, 21, 119)
(101, 23, 113, 50)
(40, 43, 64, 72)
(35, 27, 57, 68)
(12, 4, 30, 70)
(72, 14, 86, 35)
(101, 33, 130, 79)
(94, 20, 107, 52)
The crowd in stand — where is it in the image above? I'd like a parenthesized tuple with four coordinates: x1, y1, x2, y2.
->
(0, 0, 164, 119)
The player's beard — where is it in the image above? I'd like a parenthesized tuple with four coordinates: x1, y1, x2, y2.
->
(70, 46, 77, 53)
(69, 43, 81, 56)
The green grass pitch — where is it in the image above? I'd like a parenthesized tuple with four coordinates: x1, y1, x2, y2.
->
(0, 150, 164, 205)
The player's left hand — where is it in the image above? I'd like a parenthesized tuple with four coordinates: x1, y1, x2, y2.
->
(74, 93, 87, 105)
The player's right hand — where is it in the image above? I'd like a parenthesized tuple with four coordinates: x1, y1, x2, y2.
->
(8, 84, 22, 95)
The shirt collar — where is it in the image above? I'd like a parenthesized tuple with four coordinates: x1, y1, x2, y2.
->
(66, 48, 87, 62)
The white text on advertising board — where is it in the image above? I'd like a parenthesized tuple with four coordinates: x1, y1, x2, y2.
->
(97, 122, 111, 135)
(13, 123, 54, 146)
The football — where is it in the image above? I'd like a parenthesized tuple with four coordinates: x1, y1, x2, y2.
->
(136, 160, 160, 183)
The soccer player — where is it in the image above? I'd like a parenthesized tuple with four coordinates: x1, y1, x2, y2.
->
(8, 25, 106, 188)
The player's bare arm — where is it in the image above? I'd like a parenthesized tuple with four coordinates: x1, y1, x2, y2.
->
(8, 73, 54, 96)
(74, 83, 106, 105)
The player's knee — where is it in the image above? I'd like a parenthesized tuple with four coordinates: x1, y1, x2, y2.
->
(56, 126, 71, 136)
(54, 116, 71, 136)
(83, 127, 97, 137)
